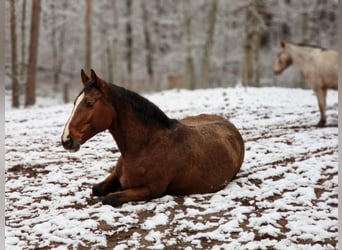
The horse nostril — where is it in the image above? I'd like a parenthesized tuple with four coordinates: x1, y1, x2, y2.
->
(62, 136, 73, 149)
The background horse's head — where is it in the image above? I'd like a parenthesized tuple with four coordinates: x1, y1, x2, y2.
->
(61, 69, 115, 152)
(273, 41, 293, 75)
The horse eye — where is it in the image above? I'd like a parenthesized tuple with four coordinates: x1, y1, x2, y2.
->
(86, 102, 94, 108)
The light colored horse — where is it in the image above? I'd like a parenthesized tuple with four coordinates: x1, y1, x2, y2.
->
(273, 41, 338, 127)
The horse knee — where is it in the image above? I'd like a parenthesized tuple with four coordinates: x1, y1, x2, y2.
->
(92, 182, 107, 197)
(92, 178, 121, 197)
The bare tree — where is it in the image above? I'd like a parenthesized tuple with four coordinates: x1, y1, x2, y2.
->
(242, 0, 264, 87)
(110, 0, 119, 84)
(85, 0, 92, 72)
(141, 1, 154, 86)
(183, 0, 195, 89)
(10, 0, 19, 107)
(20, 0, 27, 82)
(297, 0, 309, 89)
(125, 0, 133, 88)
(201, 0, 218, 88)
(100, 0, 119, 84)
(51, 1, 58, 91)
(25, 0, 41, 106)
(50, 1, 68, 91)
(152, 0, 163, 90)
(58, 1, 68, 85)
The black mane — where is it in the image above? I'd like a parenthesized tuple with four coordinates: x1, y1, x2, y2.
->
(110, 84, 177, 129)
(293, 42, 327, 50)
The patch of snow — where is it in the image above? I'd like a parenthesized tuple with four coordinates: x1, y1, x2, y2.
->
(142, 213, 169, 229)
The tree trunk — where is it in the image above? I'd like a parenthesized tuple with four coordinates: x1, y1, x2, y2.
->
(20, 0, 27, 83)
(298, 0, 309, 89)
(183, 0, 195, 89)
(106, 41, 113, 82)
(243, 5, 252, 87)
(252, 1, 261, 87)
(242, 1, 261, 87)
(141, 1, 154, 86)
(10, 0, 19, 108)
(51, 1, 58, 91)
(25, 0, 40, 107)
(153, 0, 162, 91)
(85, 0, 92, 72)
(125, 0, 133, 88)
(50, 1, 67, 92)
(57, 0, 68, 87)
(201, 0, 218, 88)
(63, 82, 69, 103)
(253, 26, 260, 87)
(242, 41, 251, 87)
(110, 0, 118, 84)
(100, 18, 107, 79)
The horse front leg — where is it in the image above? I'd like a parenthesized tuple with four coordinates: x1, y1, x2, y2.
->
(315, 88, 327, 127)
(92, 159, 123, 197)
(102, 187, 151, 207)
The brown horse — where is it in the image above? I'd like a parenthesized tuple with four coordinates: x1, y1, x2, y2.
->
(273, 41, 338, 127)
(61, 69, 244, 207)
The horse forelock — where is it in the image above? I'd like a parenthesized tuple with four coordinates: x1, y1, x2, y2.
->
(84, 80, 100, 92)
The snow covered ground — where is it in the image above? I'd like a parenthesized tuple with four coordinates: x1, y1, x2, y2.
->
(5, 87, 338, 249)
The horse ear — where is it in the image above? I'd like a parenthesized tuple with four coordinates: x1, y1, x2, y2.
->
(81, 69, 90, 85)
(90, 69, 107, 91)
(281, 41, 286, 48)
(90, 69, 98, 81)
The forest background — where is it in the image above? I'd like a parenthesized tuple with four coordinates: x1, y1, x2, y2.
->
(5, 0, 338, 107)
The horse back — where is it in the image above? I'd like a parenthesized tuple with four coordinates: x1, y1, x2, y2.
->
(181, 114, 244, 169)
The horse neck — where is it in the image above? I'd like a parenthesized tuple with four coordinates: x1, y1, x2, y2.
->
(287, 44, 317, 73)
(108, 101, 157, 156)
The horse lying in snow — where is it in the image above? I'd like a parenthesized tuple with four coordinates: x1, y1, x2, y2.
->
(61, 69, 245, 207)
(273, 41, 338, 127)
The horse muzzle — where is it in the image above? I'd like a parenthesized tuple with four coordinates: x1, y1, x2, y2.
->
(61, 135, 81, 152)
(273, 68, 282, 75)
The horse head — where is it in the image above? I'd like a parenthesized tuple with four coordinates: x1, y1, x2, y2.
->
(61, 69, 115, 152)
(273, 41, 293, 75)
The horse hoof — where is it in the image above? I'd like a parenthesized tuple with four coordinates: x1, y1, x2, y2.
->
(92, 185, 105, 197)
(316, 120, 326, 127)
(102, 193, 123, 207)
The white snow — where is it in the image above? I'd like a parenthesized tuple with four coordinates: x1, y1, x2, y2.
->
(5, 87, 338, 249)
(142, 213, 169, 229)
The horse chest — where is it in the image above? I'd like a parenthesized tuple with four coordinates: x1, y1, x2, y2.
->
(119, 162, 148, 189)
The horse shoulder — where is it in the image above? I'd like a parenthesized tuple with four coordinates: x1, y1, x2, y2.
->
(118, 157, 146, 189)
(119, 129, 185, 193)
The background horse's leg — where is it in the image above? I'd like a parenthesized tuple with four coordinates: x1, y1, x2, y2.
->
(102, 187, 151, 207)
(314, 88, 327, 127)
(92, 162, 122, 196)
